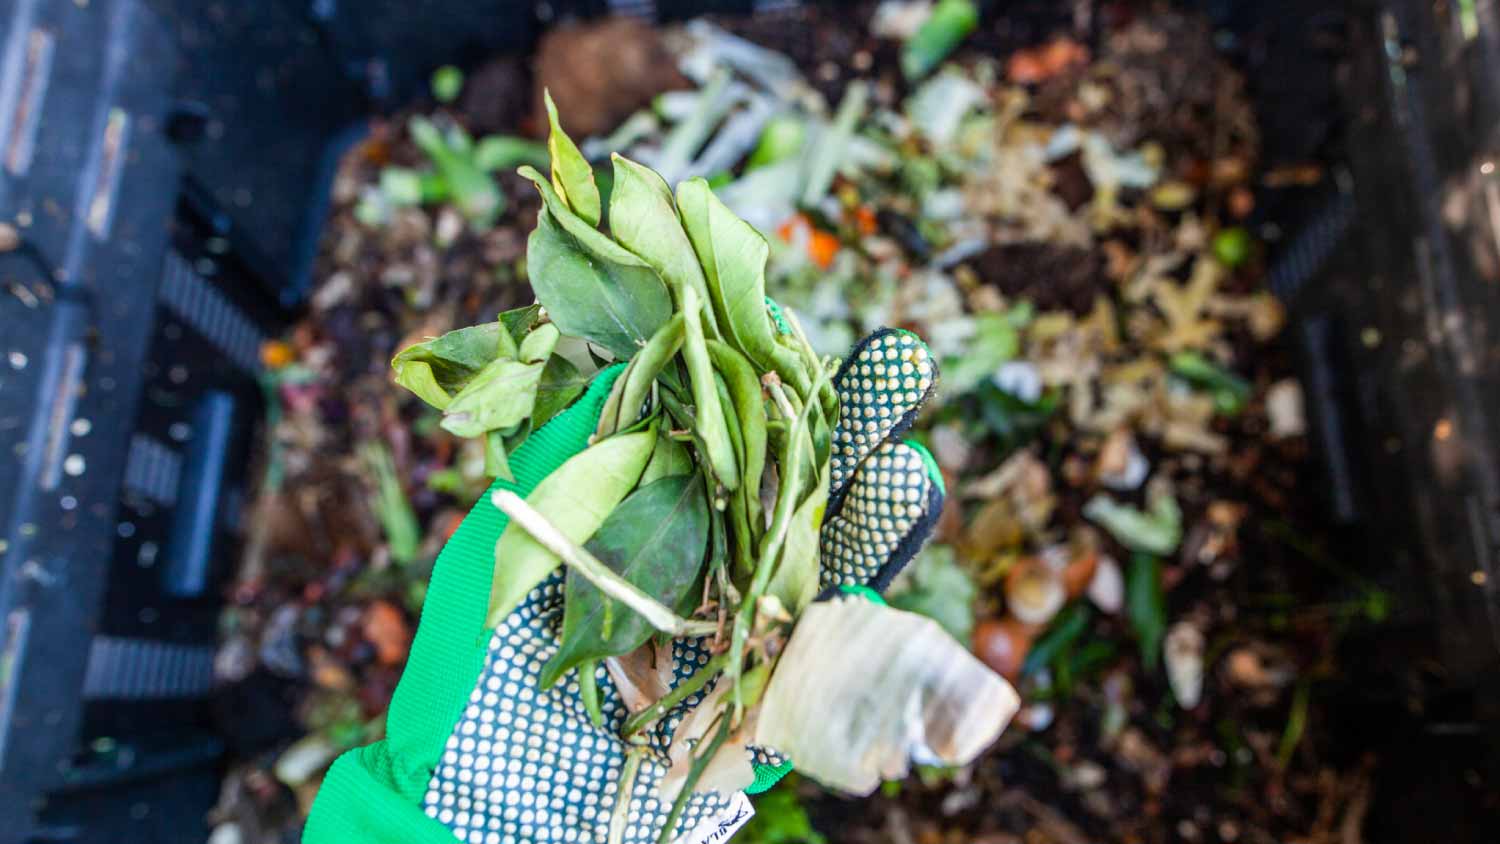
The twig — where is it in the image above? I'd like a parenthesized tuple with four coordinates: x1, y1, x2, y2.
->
(491, 490, 720, 638)
(621, 653, 729, 738)
(763, 373, 798, 421)
(780, 309, 838, 417)
(610, 744, 647, 844)
(724, 364, 832, 716)
(655, 715, 734, 844)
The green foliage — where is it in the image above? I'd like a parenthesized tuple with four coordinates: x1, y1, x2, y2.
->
(487, 430, 656, 626)
(1170, 350, 1252, 415)
(540, 474, 710, 688)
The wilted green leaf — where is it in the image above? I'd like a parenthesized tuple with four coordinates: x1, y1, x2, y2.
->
(518, 322, 560, 363)
(539, 474, 710, 688)
(533, 355, 588, 429)
(680, 285, 740, 490)
(441, 358, 546, 438)
(487, 429, 656, 625)
(519, 166, 645, 268)
(499, 304, 545, 347)
(609, 155, 717, 335)
(676, 178, 796, 377)
(544, 90, 601, 227)
(887, 544, 977, 645)
(1127, 553, 1166, 672)
(391, 322, 509, 410)
(525, 206, 673, 360)
(641, 430, 693, 486)
(755, 597, 1019, 795)
(485, 429, 514, 481)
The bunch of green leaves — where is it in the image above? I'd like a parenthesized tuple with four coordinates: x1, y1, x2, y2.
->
(391, 81, 828, 783)
(391, 94, 1014, 842)
(391, 304, 587, 481)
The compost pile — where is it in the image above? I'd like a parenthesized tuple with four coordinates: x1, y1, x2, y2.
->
(214, 4, 1382, 843)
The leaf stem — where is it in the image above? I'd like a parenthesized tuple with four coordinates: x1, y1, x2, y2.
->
(781, 309, 838, 419)
(620, 653, 729, 738)
(724, 364, 831, 714)
(492, 490, 714, 638)
(763, 375, 798, 421)
(610, 744, 647, 844)
(655, 715, 734, 844)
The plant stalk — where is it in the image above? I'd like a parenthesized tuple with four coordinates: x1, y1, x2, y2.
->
(654, 715, 734, 844)
(723, 365, 831, 713)
(620, 653, 729, 738)
(492, 490, 719, 638)
(610, 745, 647, 844)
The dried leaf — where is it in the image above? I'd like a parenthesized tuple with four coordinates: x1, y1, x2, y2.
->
(604, 642, 675, 714)
(755, 597, 1018, 795)
(1164, 622, 1205, 708)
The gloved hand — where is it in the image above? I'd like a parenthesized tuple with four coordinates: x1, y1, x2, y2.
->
(304, 326, 942, 844)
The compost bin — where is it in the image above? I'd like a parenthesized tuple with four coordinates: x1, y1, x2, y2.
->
(0, 0, 1497, 842)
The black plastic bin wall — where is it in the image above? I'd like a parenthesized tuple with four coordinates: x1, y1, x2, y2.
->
(0, 1, 1496, 843)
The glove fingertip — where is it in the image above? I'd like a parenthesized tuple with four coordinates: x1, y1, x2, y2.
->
(901, 437, 947, 497)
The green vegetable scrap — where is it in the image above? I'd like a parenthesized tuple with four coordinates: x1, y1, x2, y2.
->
(901, 0, 979, 80)
(1084, 489, 1183, 556)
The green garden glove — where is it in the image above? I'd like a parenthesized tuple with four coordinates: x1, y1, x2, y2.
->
(304, 327, 941, 844)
